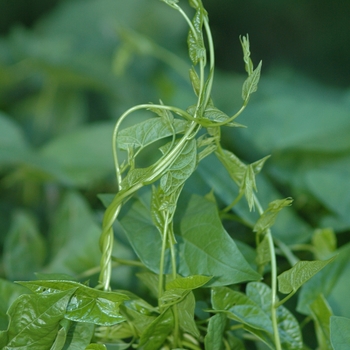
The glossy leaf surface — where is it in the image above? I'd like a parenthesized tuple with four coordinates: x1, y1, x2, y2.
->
(0, 290, 75, 349)
(18, 280, 129, 326)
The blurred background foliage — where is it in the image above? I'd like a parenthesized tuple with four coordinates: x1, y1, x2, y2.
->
(0, 0, 350, 334)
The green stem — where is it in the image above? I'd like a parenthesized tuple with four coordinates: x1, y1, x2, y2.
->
(158, 213, 169, 301)
(254, 195, 282, 350)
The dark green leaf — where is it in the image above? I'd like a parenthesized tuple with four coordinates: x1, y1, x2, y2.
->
(18, 280, 129, 326)
(0, 112, 32, 166)
(39, 122, 114, 187)
(212, 283, 303, 349)
(138, 308, 174, 350)
(62, 322, 94, 350)
(3, 210, 46, 280)
(1, 289, 75, 350)
(330, 316, 350, 350)
(278, 257, 336, 294)
(204, 313, 226, 350)
(120, 193, 260, 286)
(46, 191, 102, 276)
(176, 292, 199, 338)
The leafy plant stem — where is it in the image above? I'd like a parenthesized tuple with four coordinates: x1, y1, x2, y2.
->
(254, 194, 282, 350)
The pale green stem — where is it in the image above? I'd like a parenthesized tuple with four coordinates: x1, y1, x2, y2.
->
(158, 213, 170, 300)
(254, 195, 282, 350)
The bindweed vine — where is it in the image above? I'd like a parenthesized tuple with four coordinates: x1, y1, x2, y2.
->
(0, 1, 338, 349)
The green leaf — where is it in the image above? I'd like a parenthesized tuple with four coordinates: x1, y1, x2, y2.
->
(46, 191, 102, 276)
(85, 344, 107, 350)
(62, 322, 94, 350)
(117, 117, 187, 151)
(0, 279, 29, 330)
(309, 294, 332, 350)
(256, 234, 271, 269)
(3, 210, 46, 280)
(330, 316, 350, 350)
(0, 112, 32, 166)
(278, 257, 336, 294)
(215, 149, 270, 211)
(253, 198, 293, 235)
(138, 308, 174, 350)
(212, 286, 272, 333)
(242, 61, 262, 100)
(189, 66, 201, 96)
(160, 139, 197, 195)
(196, 153, 311, 245)
(204, 313, 226, 350)
(18, 280, 129, 326)
(1, 289, 75, 350)
(50, 319, 70, 350)
(166, 275, 212, 290)
(203, 106, 230, 123)
(39, 122, 114, 187)
(312, 228, 337, 260)
(120, 293, 156, 337)
(212, 283, 303, 349)
(239, 35, 254, 75)
(176, 292, 199, 338)
(120, 193, 260, 286)
(187, 8, 205, 65)
(297, 243, 350, 315)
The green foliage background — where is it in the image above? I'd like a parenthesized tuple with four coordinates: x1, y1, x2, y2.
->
(0, 0, 349, 348)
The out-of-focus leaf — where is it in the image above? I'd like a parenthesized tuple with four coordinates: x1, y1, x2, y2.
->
(309, 294, 332, 350)
(312, 228, 337, 260)
(46, 191, 102, 276)
(278, 257, 335, 294)
(3, 210, 46, 280)
(330, 316, 350, 350)
(0, 289, 75, 350)
(39, 122, 114, 187)
(18, 280, 129, 326)
(119, 193, 260, 286)
(0, 112, 31, 166)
